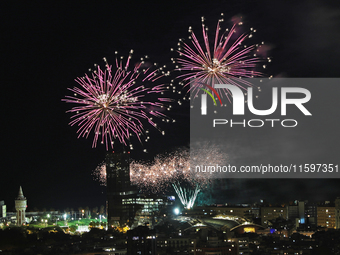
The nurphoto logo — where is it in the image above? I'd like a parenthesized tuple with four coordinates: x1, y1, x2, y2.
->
(199, 84, 312, 128)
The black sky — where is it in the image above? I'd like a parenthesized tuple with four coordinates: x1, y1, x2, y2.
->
(1, 0, 340, 211)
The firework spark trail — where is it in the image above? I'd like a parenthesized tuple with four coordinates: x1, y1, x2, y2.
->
(172, 14, 271, 101)
(172, 182, 200, 209)
(63, 51, 174, 150)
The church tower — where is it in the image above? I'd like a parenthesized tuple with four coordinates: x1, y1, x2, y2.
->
(15, 186, 27, 226)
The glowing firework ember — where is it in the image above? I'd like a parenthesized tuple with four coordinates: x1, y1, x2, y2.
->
(172, 14, 271, 100)
(92, 144, 226, 209)
(130, 144, 227, 209)
(63, 50, 174, 149)
(93, 162, 106, 186)
(130, 149, 191, 194)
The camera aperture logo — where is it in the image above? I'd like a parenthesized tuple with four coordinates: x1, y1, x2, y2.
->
(199, 83, 223, 108)
(200, 84, 312, 128)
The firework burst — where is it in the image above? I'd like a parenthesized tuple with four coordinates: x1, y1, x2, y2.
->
(130, 144, 227, 209)
(92, 144, 226, 209)
(130, 149, 191, 194)
(172, 14, 271, 101)
(63, 50, 174, 149)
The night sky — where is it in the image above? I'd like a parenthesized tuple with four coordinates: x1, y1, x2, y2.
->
(2, 0, 340, 211)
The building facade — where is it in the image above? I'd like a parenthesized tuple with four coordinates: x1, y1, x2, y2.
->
(127, 226, 157, 255)
(317, 205, 335, 228)
(335, 197, 340, 229)
(106, 151, 138, 228)
(124, 194, 173, 228)
(0, 201, 6, 218)
(15, 186, 27, 226)
(261, 206, 287, 226)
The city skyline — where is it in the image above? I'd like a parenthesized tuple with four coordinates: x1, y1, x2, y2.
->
(2, 0, 340, 211)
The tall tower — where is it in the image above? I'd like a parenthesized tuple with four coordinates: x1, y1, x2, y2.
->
(298, 201, 305, 224)
(106, 151, 138, 227)
(15, 186, 27, 226)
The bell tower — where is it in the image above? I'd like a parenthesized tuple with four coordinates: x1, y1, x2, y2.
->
(15, 186, 27, 226)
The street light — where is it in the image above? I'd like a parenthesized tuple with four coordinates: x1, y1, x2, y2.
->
(46, 214, 50, 226)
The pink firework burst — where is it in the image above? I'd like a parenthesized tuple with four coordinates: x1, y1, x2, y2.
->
(63, 50, 173, 149)
(173, 14, 270, 100)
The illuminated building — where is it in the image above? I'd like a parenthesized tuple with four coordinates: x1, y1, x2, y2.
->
(317, 205, 335, 228)
(183, 205, 256, 220)
(230, 237, 250, 255)
(209, 206, 252, 218)
(15, 186, 27, 226)
(195, 236, 238, 255)
(195, 246, 237, 255)
(335, 197, 340, 229)
(106, 151, 175, 229)
(298, 201, 305, 224)
(261, 206, 287, 226)
(288, 204, 298, 219)
(106, 151, 138, 227)
(127, 226, 157, 255)
(123, 194, 174, 228)
(0, 201, 6, 218)
(288, 201, 313, 226)
(305, 202, 317, 225)
(156, 237, 194, 252)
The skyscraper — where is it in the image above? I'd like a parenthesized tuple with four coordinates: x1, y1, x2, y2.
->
(106, 151, 139, 227)
(15, 186, 27, 226)
(298, 201, 305, 224)
(335, 197, 340, 229)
